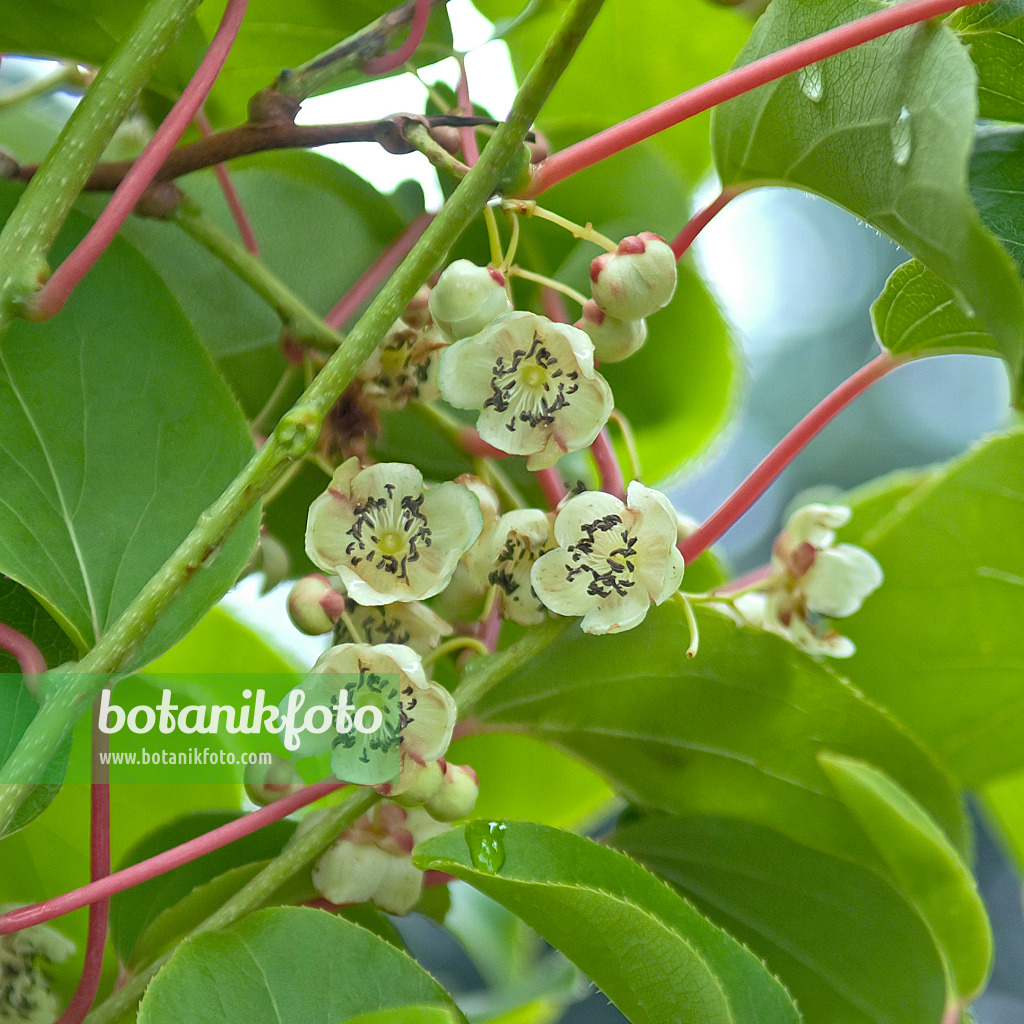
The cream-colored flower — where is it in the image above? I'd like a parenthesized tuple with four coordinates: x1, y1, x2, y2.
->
(306, 458, 483, 605)
(335, 600, 453, 657)
(438, 311, 614, 470)
(355, 318, 446, 410)
(280, 643, 456, 787)
(428, 260, 511, 340)
(531, 482, 685, 634)
(0, 906, 75, 1024)
(482, 508, 553, 625)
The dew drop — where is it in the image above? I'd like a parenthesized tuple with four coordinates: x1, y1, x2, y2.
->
(465, 820, 507, 873)
(797, 63, 824, 103)
(891, 107, 913, 167)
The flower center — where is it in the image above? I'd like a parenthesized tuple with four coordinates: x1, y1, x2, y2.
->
(483, 331, 580, 431)
(345, 483, 432, 582)
(565, 514, 638, 598)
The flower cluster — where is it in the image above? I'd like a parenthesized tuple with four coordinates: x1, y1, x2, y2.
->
(0, 907, 75, 1023)
(731, 504, 883, 657)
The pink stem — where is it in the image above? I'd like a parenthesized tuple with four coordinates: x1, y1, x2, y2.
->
(671, 187, 740, 260)
(541, 287, 570, 324)
(325, 213, 433, 330)
(534, 466, 567, 510)
(719, 562, 772, 593)
(456, 61, 480, 167)
(0, 621, 46, 676)
(196, 107, 259, 256)
(459, 427, 511, 459)
(590, 429, 626, 500)
(364, 0, 433, 74)
(479, 598, 502, 652)
(32, 0, 251, 319)
(55, 710, 111, 1024)
(528, 0, 990, 196)
(0, 779, 343, 935)
(678, 353, 903, 564)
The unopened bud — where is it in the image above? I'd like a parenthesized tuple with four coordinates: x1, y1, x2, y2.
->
(575, 300, 647, 363)
(425, 762, 479, 821)
(258, 531, 291, 595)
(589, 232, 677, 320)
(388, 758, 445, 806)
(429, 260, 511, 340)
(287, 573, 345, 635)
(244, 756, 305, 805)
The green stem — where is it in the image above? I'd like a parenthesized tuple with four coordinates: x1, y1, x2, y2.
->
(0, 0, 202, 322)
(83, 788, 379, 1024)
(172, 200, 344, 350)
(0, 0, 606, 836)
(0, 64, 89, 113)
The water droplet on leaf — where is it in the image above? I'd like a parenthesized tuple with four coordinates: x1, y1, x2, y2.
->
(465, 820, 507, 873)
(797, 64, 824, 103)
(891, 107, 912, 167)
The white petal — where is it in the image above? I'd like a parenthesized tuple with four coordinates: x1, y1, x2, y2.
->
(803, 544, 883, 618)
(551, 490, 627, 550)
(579, 590, 652, 634)
(785, 503, 851, 549)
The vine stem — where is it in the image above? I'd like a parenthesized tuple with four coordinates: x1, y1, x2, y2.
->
(54, 711, 110, 1024)
(534, 466, 567, 509)
(196, 108, 259, 256)
(365, 0, 432, 75)
(671, 187, 741, 260)
(590, 428, 626, 500)
(81, 787, 379, 1024)
(325, 212, 433, 330)
(678, 352, 904, 564)
(457, 59, 481, 165)
(0, 0, 204, 323)
(0, 64, 89, 113)
(31, 0, 251, 319)
(0, 780, 344, 935)
(0, 621, 46, 676)
(0, 0, 607, 838)
(526, 0, 991, 196)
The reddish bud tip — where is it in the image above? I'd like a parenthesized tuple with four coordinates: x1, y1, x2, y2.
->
(590, 253, 611, 284)
(617, 235, 647, 255)
(487, 267, 506, 286)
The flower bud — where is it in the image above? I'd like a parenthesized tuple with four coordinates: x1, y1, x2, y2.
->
(589, 232, 677, 320)
(257, 531, 291, 595)
(424, 762, 480, 821)
(386, 758, 445, 806)
(429, 260, 511, 340)
(287, 573, 345, 635)
(575, 300, 647, 363)
(244, 755, 305, 805)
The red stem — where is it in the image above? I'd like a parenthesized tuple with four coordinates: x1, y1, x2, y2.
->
(534, 466, 567, 510)
(527, 0, 989, 196)
(55, 709, 111, 1024)
(32, 0, 251, 319)
(364, 0, 433, 74)
(671, 187, 740, 260)
(678, 353, 902, 564)
(0, 779, 343, 935)
(324, 213, 433, 330)
(590, 428, 626, 500)
(0, 621, 46, 676)
(196, 108, 259, 256)
(456, 61, 481, 167)
(479, 598, 502, 653)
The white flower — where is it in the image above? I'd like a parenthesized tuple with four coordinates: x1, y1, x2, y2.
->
(733, 592, 856, 659)
(531, 482, 685, 634)
(0, 907, 75, 1024)
(335, 600, 453, 657)
(482, 508, 553, 625)
(428, 260, 511, 340)
(306, 457, 483, 605)
(438, 311, 614, 470)
(281, 643, 457, 787)
(355, 318, 446, 410)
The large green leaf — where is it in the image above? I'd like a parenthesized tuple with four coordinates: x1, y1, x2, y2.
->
(819, 754, 991, 1009)
(469, 603, 967, 863)
(136, 906, 466, 1024)
(711, 0, 1024, 395)
(476, 0, 750, 185)
(969, 124, 1024, 279)
(839, 430, 1024, 784)
(415, 821, 802, 1024)
(980, 766, 1024, 873)
(612, 810, 949, 1024)
(0, 184, 259, 667)
(951, 0, 1024, 122)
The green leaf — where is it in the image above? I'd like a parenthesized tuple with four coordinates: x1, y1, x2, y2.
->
(612, 810, 949, 1024)
(818, 753, 992, 1007)
(471, 603, 968, 863)
(980, 767, 1024, 873)
(415, 821, 802, 1024)
(839, 429, 1024, 784)
(951, 0, 1024, 122)
(969, 124, 1024, 279)
(0, 183, 259, 667)
(342, 1009, 461, 1024)
(109, 810, 297, 966)
(137, 906, 466, 1024)
(476, 0, 751, 184)
(711, 0, 1024, 395)
(0, 576, 78, 672)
